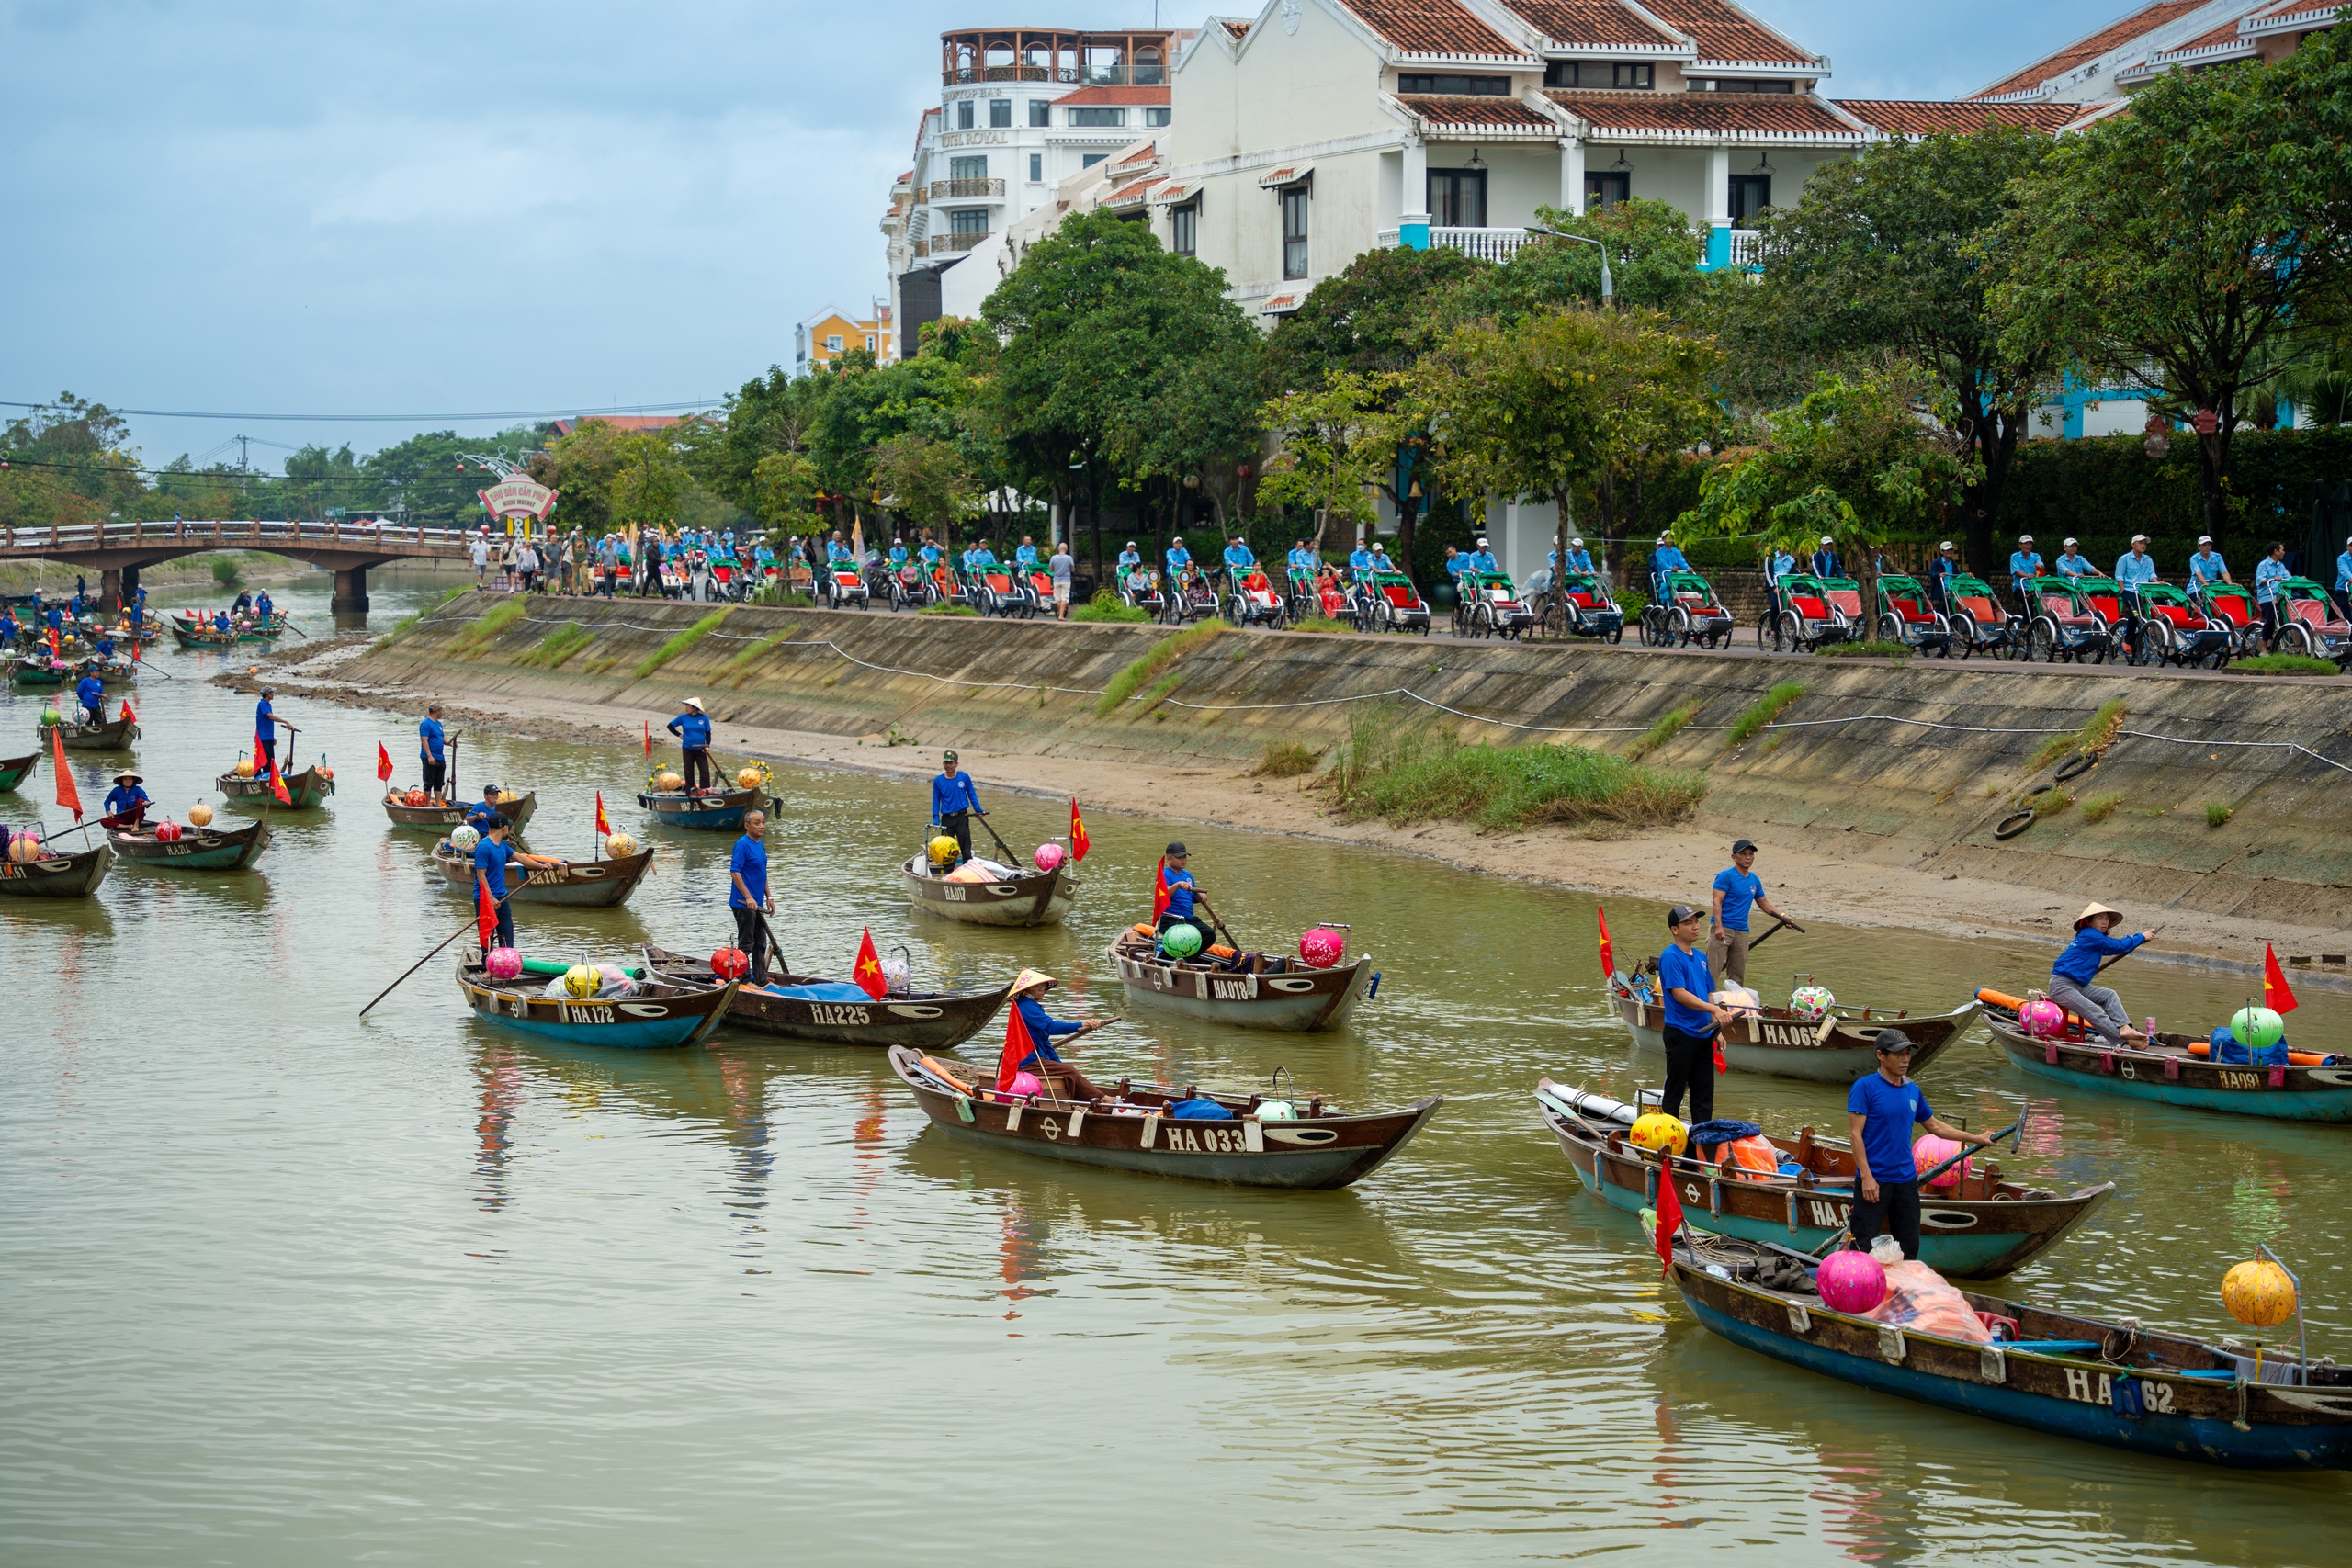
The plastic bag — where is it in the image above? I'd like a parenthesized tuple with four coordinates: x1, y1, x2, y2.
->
(1865, 1258, 1993, 1344)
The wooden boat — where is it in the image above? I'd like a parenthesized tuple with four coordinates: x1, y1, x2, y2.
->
(1106, 927, 1374, 1032)
(7, 659, 68, 690)
(899, 853, 1077, 927)
(455, 953, 738, 1049)
(431, 842, 654, 907)
(0, 841, 114, 898)
(108, 818, 270, 872)
(382, 789, 537, 830)
(1609, 977, 1974, 1082)
(1659, 1227, 2352, 1471)
(643, 944, 1013, 1048)
(37, 714, 140, 751)
(0, 751, 34, 792)
(1534, 1080, 2113, 1278)
(216, 763, 335, 810)
(888, 1045, 1440, 1189)
(636, 783, 763, 830)
(170, 612, 288, 647)
(1981, 996, 2352, 1122)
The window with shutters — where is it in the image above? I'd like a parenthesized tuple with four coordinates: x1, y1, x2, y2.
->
(1170, 203, 1197, 256)
(1282, 186, 1308, 279)
(989, 98, 1012, 127)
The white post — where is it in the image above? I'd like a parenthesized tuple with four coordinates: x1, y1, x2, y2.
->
(1400, 137, 1430, 247)
(1560, 136, 1585, 217)
(1703, 143, 1732, 270)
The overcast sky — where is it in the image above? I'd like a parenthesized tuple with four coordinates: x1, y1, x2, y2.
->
(2, 0, 2130, 470)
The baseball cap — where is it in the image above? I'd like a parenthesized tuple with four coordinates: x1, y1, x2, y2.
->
(1731, 838, 1757, 853)
(1874, 1029, 1916, 1055)
(1666, 904, 1702, 927)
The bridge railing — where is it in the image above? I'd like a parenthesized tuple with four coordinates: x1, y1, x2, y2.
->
(2, 518, 479, 554)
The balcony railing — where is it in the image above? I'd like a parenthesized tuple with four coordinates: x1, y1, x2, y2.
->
(943, 64, 1166, 86)
(922, 231, 991, 256)
(930, 178, 1006, 201)
(1374, 227, 1532, 262)
(1726, 228, 1764, 267)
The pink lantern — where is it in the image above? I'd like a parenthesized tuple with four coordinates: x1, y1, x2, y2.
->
(1008, 1071, 1044, 1098)
(2019, 998, 2067, 1038)
(485, 947, 524, 981)
(1914, 1134, 1968, 1190)
(1815, 1248, 1889, 1314)
(1032, 842, 1064, 872)
(1299, 927, 1345, 969)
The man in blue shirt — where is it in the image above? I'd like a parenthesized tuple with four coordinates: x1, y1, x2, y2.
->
(1117, 540, 1144, 576)
(1221, 536, 1257, 579)
(2185, 536, 2229, 595)
(826, 532, 854, 564)
(1465, 537, 1498, 573)
(2335, 534, 2352, 623)
(1014, 536, 1040, 572)
(1847, 1030, 1993, 1260)
(47, 604, 65, 634)
(2053, 538, 2093, 579)
(729, 808, 774, 984)
(666, 697, 714, 791)
(470, 813, 565, 954)
(2049, 901, 2151, 1046)
(1164, 538, 1192, 576)
(888, 537, 910, 567)
(1648, 535, 1688, 598)
(1285, 539, 1316, 575)
(2007, 535, 2043, 610)
(0, 608, 17, 646)
(1003, 969, 1112, 1107)
(76, 671, 107, 727)
(1708, 839, 1791, 987)
(2254, 540, 2291, 652)
(2112, 535, 2159, 655)
(463, 784, 514, 835)
(419, 704, 448, 799)
(1347, 541, 1375, 576)
(103, 769, 151, 829)
(930, 750, 985, 865)
(1927, 541, 1960, 611)
(1366, 542, 1396, 575)
(1563, 536, 1594, 574)
(1154, 842, 1200, 936)
(254, 687, 285, 771)
(1657, 904, 1736, 1125)
(1809, 536, 1841, 581)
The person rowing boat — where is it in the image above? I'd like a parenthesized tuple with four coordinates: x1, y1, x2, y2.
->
(1153, 841, 1199, 936)
(1847, 1029, 1996, 1260)
(102, 770, 150, 829)
(2051, 902, 2151, 1046)
(1000, 968, 1114, 1108)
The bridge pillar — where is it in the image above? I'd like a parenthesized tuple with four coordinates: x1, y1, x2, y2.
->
(99, 568, 121, 607)
(122, 563, 141, 605)
(332, 564, 369, 612)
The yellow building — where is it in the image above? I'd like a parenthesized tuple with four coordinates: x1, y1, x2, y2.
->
(795, 300, 896, 374)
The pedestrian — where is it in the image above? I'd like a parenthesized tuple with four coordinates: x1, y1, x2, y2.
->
(1847, 1029, 1994, 1260)
(667, 696, 713, 792)
(419, 703, 448, 799)
(1708, 838, 1789, 987)
(1657, 904, 1736, 1126)
(470, 529, 490, 587)
(2255, 540, 2291, 652)
(1050, 538, 1075, 620)
(930, 750, 985, 864)
(729, 809, 775, 985)
(2049, 902, 2151, 1046)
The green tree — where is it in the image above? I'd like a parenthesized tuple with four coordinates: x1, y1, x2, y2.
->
(370, 425, 543, 528)
(1257, 371, 1416, 549)
(751, 450, 824, 536)
(869, 434, 979, 542)
(1742, 126, 2059, 576)
(1986, 47, 2352, 536)
(1261, 244, 1486, 393)
(608, 433, 688, 529)
(1450, 198, 1709, 325)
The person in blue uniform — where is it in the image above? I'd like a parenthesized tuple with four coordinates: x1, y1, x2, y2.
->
(1164, 538, 1193, 576)
(826, 532, 854, 564)
(1708, 838, 1791, 987)
(76, 671, 106, 726)
(1657, 904, 1737, 1126)
(471, 813, 565, 953)
(254, 687, 284, 772)
(1013, 536, 1040, 572)
(1847, 1030, 1994, 1260)
(2335, 534, 2352, 623)
(1465, 537, 1498, 573)
(729, 808, 774, 984)
(1927, 540, 1960, 610)
(667, 696, 713, 792)
(254, 589, 274, 622)
(1559, 537, 1594, 574)
(1347, 540, 1375, 577)
(213, 610, 231, 635)
(103, 769, 151, 829)
(1808, 536, 1841, 581)
(2255, 540, 2291, 653)
(2053, 538, 2093, 579)
(2049, 902, 2151, 1045)
(1648, 535, 1689, 598)
(1285, 539, 1316, 576)
(888, 537, 910, 567)
(463, 784, 513, 834)
(0, 608, 17, 646)
(1221, 536, 1257, 580)
(2008, 535, 2043, 610)
(930, 750, 985, 865)
(1154, 841, 1200, 936)
(1117, 541, 1144, 576)
(47, 603, 65, 634)
(419, 704, 448, 799)
(1004, 969, 1112, 1107)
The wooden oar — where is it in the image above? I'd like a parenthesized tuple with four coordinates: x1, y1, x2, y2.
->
(358, 873, 545, 1017)
(281, 617, 311, 639)
(1745, 916, 1804, 953)
(2097, 923, 2162, 976)
(975, 810, 1025, 868)
(754, 909, 792, 982)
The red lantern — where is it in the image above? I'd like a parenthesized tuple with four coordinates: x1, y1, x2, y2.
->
(710, 948, 751, 980)
(154, 821, 183, 842)
(2193, 408, 2219, 435)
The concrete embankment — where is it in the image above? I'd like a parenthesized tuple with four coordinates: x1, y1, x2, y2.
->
(327, 593, 2352, 964)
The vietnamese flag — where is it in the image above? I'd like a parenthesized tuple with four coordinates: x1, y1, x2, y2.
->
(643, 720, 652, 760)
(1597, 903, 1616, 983)
(51, 727, 81, 821)
(1150, 855, 1170, 921)
(1653, 1156, 1686, 1280)
(119, 698, 135, 725)
(2264, 942, 2301, 1015)
(476, 874, 497, 954)
(594, 790, 612, 837)
(1069, 797, 1089, 863)
(995, 998, 1039, 1092)
(377, 742, 394, 784)
(258, 735, 291, 806)
(853, 927, 887, 1000)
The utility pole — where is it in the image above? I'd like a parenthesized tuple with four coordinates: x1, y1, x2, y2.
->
(236, 434, 250, 470)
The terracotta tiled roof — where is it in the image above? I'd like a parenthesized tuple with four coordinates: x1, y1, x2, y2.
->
(1833, 99, 2079, 134)
(1217, 17, 1252, 38)
(1545, 89, 1858, 134)
(1396, 93, 1560, 128)
(1057, 84, 1173, 106)
(1115, 144, 1159, 164)
(1104, 175, 1166, 206)
(1639, 0, 1815, 65)
(1972, 0, 2207, 98)
(1497, 0, 1678, 47)
(1336, 0, 1532, 59)
(2176, 17, 2253, 49)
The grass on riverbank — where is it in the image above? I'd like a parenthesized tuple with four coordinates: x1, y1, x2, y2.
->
(517, 624, 595, 669)
(1097, 624, 1225, 716)
(2229, 653, 2340, 676)
(1290, 617, 1355, 634)
(1815, 640, 1911, 660)
(724, 628, 805, 686)
(1251, 740, 1322, 777)
(1628, 701, 1699, 761)
(2081, 790, 2123, 823)
(631, 608, 731, 680)
(1724, 682, 1804, 749)
(2206, 801, 2234, 827)
(2028, 697, 2128, 773)
(1317, 704, 1704, 833)
(451, 598, 528, 660)
(1070, 592, 1148, 624)
(918, 603, 979, 617)
(383, 585, 468, 645)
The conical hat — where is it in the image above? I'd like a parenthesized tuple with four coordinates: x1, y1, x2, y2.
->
(1010, 968, 1056, 996)
(2075, 902, 2121, 928)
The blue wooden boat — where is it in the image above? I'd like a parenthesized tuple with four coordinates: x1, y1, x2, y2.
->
(636, 782, 763, 830)
(1982, 998, 2352, 1122)
(456, 954, 737, 1049)
(1536, 1081, 2112, 1278)
(1660, 1227, 2352, 1470)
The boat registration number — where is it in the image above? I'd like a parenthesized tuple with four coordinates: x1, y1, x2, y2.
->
(559, 1003, 616, 1023)
(1163, 1124, 1252, 1155)
(2217, 1070, 2265, 1089)
(2062, 1367, 2174, 1413)
(808, 1003, 869, 1025)
(943, 885, 967, 901)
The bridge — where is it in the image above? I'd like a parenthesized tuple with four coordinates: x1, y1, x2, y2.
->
(1, 518, 481, 611)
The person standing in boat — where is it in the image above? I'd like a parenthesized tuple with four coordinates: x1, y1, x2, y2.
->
(102, 770, 151, 829)
(1003, 969, 1113, 1108)
(1154, 843, 1199, 936)
(667, 697, 714, 793)
(930, 750, 984, 867)
(472, 812, 565, 954)
(419, 704, 448, 801)
(2050, 903, 2152, 1046)
(1848, 1030, 1995, 1260)
(75, 670, 107, 728)
(254, 686, 283, 773)
(729, 809, 775, 986)
(1708, 839, 1789, 988)
(1657, 905, 1738, 1127)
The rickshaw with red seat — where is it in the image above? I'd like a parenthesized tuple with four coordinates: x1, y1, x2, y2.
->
(1283, 563, 1320, 623)
(1360, 569, 1430, 634)
(1534, 569, 1624, 642)
(2194, 580, 2262, 653)
(2021, 575, 2114, 663)
(922, 561, 968, 610)
(1873, 571, 1952, 656)
(1022, 564, 1056, 616)
(971, 563, 1023, 616)
(1642, 568, 1736, 649)
(2128, 581, 2233, 668)
(1453, 570, 1535, 639)
(824, 558, 869, 609)
(884, 556, 923, 610)
(1759, 572, 1857, 652)
(1225, 567, 1289, 627)
(2278, 576, 2352, 664)
(1939, 571, 2018, 659)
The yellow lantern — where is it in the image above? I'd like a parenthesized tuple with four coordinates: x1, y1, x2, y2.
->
(2222, 1259, 2298, 1328)
(1629, 1111, 1688, 1158)
(188, 803, 215, 827)
(736, 766, 763, 791)
(605, 832, 636, 858)
(233, 755, 256, 780)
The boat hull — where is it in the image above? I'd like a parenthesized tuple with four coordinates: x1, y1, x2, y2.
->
(384, 790, 537, 830)
(432, 845, 653, 907)
(1611, 991, 1969, 1082)
(1987, 1019, 2352, 1122)
(642, 946, 1011, 1048)
(217, 765, 335, 810)
(110, 819, 269, 871)
(0, 843, 113, 898)
(38, 717, 140, 752)
(0, 751, 34, 792)
(638, 784, 763, 830)
(900, 855, 1075, 927)
(1109, 936, 1372, 1032)
(455, 958, 736, 1049)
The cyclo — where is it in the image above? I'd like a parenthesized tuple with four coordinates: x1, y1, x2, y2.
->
(1452, 570, 1536, 639)
(1283, 562, 1320, 624)
(2129, 581, 2234, 668)
(1226, 567, 1289, 628)
(1532, 569, 1624, 642)
(1939, 571, 2019, 659)
(1167, 564, 1221, 625)
(2194, 579, 2263, 653)
(1758, 572, 1859, 652)
(922, 560, 969, 610)
(971, 561, 1024, 617)
(2019, 574, 2117, 663)
(1641, 568, 1736, 649)
(1873, 571, 1953, 656)
(1118, 563, 1165, 616)
(1359, 568, 1430, 634)
(2275, 576, 2352, 665)
(823, 558, 870, 609)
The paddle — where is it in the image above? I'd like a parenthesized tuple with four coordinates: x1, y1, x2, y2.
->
(974, 810, 1024, 869)
(1744, 916, 1804, 954)
(282, 617, 311, 639)
(2097, 923, 2162, 976)
(754, 908, 792, 982)
(357, 871, 548, 1017)
(1806, 1114, 2029, 1259)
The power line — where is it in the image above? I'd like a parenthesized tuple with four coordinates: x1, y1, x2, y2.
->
(0, 454, 475, 485)
(1, 398, 722, 423)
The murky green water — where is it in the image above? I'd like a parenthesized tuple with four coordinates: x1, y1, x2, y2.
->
(4, 567, 2346, 1564)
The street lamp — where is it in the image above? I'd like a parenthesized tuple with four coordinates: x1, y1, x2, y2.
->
(1533, 226, 1612, 301)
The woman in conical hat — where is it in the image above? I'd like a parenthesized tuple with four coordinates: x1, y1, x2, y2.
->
(997, 968, 1115, 1107)
(2049, 903, 2153, 1046)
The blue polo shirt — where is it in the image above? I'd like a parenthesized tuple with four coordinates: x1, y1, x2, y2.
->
(472, 837, 518, 899)
(2114, 552, 2157, 588)
(729, 834, 767, 908)
(1657, 942, 1715, 1035)
(2009, 550, 2043, 580)
(1160, 864, 1196, 920)
(932, 772, 982, 818)
(1223, 544, 1256, 571)
(1848, 1071, 1933, 1185)
(1712, 866, 1764, 932)
(1014, 995, 1084, 1068)
(2053, 926, 2143, 985)
(77, 675, 105, 714)
(668, 710, 712, 750)
(1650, 545, 1688, 575)
(254, 697, 276, 741)
(1165, 545, 1192, 570)
(2255, 558, 2290, 604)
(420, 716, 445, 762)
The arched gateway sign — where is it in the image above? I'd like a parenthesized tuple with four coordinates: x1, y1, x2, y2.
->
(478, 475, 560, 537)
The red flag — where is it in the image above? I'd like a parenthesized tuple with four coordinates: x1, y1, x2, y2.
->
(1654, 1156, 1686, 1280)
(1151, 855, 1170, 920)
(853, 927, 887, 1000)
(49, 626, 59, 658)
(51, 727, 80, 821)
(119, 698, 135, 725)
(1597, 903, 1616, 982)
(476, 874, 497, 954)
(2264, 942, 2301, 1015)
(1069, 798, 1090, 863)
(258, 736, 291, 806)
(377, 742, 394, 784)
(594, 790, 612, 837)
(643, 720, 652, 759)
(996, 999, 1039, 1092)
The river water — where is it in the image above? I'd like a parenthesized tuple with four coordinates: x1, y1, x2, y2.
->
(4, 567, 2346, 1564)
